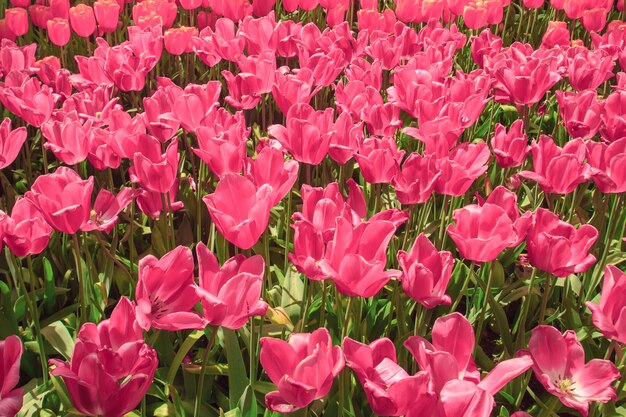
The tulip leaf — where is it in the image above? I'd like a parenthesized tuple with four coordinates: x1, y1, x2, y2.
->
(223, 329, 248, 410)
(165, 330, 204, 390)
(41, 321, 75, 360)
(238, 384, 258, 417)
(42, 257, 56, 313)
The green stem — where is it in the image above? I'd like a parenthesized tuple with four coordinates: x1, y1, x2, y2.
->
(194, 327, 218, 417)
(72, 233, 88, 324)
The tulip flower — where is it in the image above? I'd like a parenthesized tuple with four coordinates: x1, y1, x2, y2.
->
(555, 90, 603, 140)
(0, 117, 27, 169)
(268, 103, 334, 166)
(601, 90, 626, 143)
(129, 137, 179, 194)
(0, 74, 54, 127)
(50, 297, 158, 417)
(25, 167, 94, 234)
(566, 47, 614, 91)
(69, 4, 96, 38)
(519, 135, 591, 195)
(392, 153, 441, 205)
(3, 198, 52, 257)
(245, 147, 299, 207)
(81, 188, 141, 233)
(343, 337, 434, 416)
(490, 120, 530, 168)
(405, 313, 533, 417)
(397, 233, 454, 308)
(260, 328, 345, 413)
(525, 208, 598, 277)
(203, 174, 273, 250)
(195, 243, 268, 329)
(520, 325, 620, 417)
(41, 116, 93, 166)
(320, 217, 399, 298)
(0, 335, 24, 417)
(354, 136, 405, 185)
(288, 221, 327, 280)
(135, 246, 207, 331)
(434, 142, 490, 196)
(164, 26, 198, 55)
(47, 17, 71, 46)
(93, 0, 120, 33)
(5, 8, 28, 37)
(586, 265, 626, 344)
(541, 21, 570, 48)
(136, 180, 184, 220)
(587, 137, 626, 193)
(172, 82, 222, 132)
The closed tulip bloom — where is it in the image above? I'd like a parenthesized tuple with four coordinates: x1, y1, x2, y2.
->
(0, 335, 24, 417)
(519, 135, 591, 195)
(69, 4, 96, 37)
(93, 0, 120, 33)
(50, 298, 158, 417)
(25, 167, 94, 234)
(525, 208, 598, 277)
(523, 0, 543, 7)
(129, 137, 179, 194)
(520, 326, 620, 417)
(260, 328, 345, 413)
(0, 117, 27, 169)
(288, 221, 327, 280)
(556, 90, 603, 140)
(164, 26, 198, 55)
(47, 17, 70, 46)
(203, 174, 273, 250)
(179, 0, 203, 10)
(586, 265, 626, 344)
(50, 0, 70, 19)
(320, 217, 399, 298)
(342, 337, 434, 416)
(135, 246, 208, 331)
(490, 120, 530, 168)
(463, 0, 504, 30)
(587, 137, 626, 194)
(195, 243, 268, 329)
(41, 117, 92, 166)
(268, 103, 334, 165)
(398, 233, 454, 308)
(3, 198, 52, 257)
(5, 8, 28, 36)
(541, 21, 570, 48)
(245, 147, 299, 207)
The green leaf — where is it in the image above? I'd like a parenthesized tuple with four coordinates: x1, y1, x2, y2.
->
(41, 321, 75, 360)
(223, 329, 248, 410)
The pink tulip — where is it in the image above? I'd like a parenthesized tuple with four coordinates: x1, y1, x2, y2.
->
(245, 147, 299, 207)
(132, 0, 177, 29)
(203, 174, 273, 250)
(268, 103, 334, 166)
(397, 233, 454, 308)
(587, 137, 626, 194)
(288, 221, 327, 280)
(0, 74, 54, 127)
(354, 136, 405, 185)
(601, 90, 626, 143)
(93, 0, 120, 33)
(129, 137, 179, 194)
(3, 198, 52, 257)
(5, 8, 28, 37)
(519, 135, 591, 195)
(195, 242, 268, 329)
(490, 120, 529, 168)
(25, 167, 94, 234)
(136, 179, 184, 220)
(405, 313, 533, 417)
(463, 0, 504, 30)
(50, 297, 158, 417)
(320, 217, 400, 298)
(82, 188, 140, 233)
(69, 4, 96, 38)
(520, 325, 620, 417)
(471, 29, 502, 68)
(0, 117, 27, 169)
(260, 328, 345, 413)
(0, 40, 36, 77)
(525, 208, 598, 277)
(0, 335, 23, 417)
(47, 17, 70, 46)
(135, 246, 207, 331)
(28, 5, 53, 30)
(555, 90, 603, 140)
(541, 21, 570, 49)
(172, 82, 222, 132)
(271, 68, 319, 115)
(142, 89, 180, 142)
(193, 110, 248, 178)
(434, 142, 490, 196)
(343, 337, 434, 416)
(566, 48, 614, 91)
(586, 265, 626, 344)
(447, 190, 530, 263)
(392, 153, 441, 205)
(328, 112, 363, 164)
(41, 115, 93, 166)
(164, 26, 198, 55)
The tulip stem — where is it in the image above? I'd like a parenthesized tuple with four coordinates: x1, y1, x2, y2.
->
(539, 274, 554, 324)
(12, 253, 49, 383)
(194, 327, 217, 417)
(72, 233, 88, 324)
(450, 261, 475, 313)
(474, 262, 493, 346)
(514, 267, 538, 347)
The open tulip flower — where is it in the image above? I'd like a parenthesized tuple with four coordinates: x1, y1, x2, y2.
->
(1, 1, 626, 416)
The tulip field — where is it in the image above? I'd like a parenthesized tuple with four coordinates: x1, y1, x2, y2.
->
(2, 0, 626, 416)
